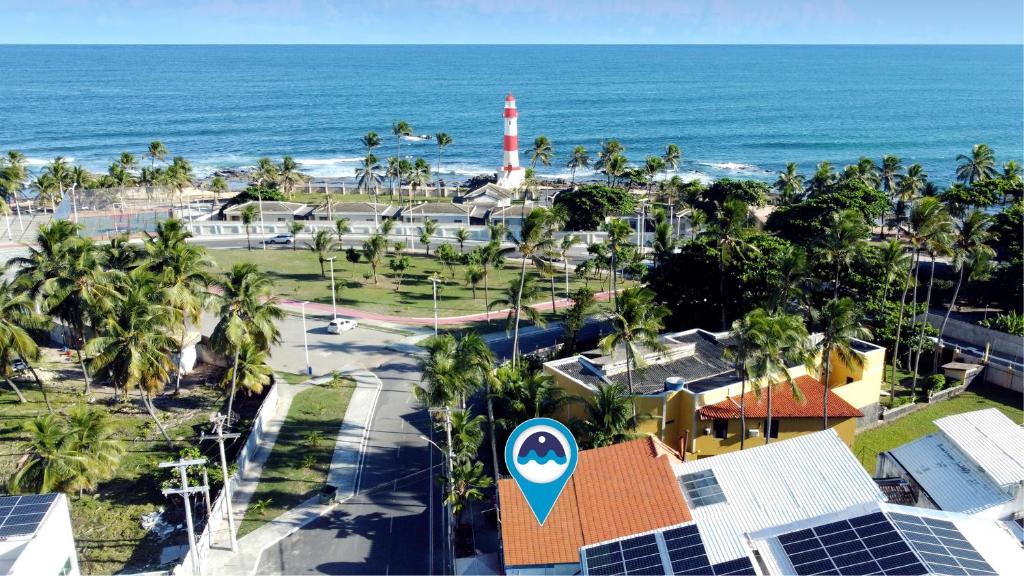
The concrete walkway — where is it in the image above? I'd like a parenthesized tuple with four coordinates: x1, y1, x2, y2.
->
(205, 367, 383, 576)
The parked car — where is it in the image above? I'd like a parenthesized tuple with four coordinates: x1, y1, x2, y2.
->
(11, 358, 28, 372)
(327, 318, 358, 334)
(262, 234, 293, 245)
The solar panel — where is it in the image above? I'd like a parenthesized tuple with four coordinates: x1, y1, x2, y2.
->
(777, 512, 928, 575)
(888, 513, 997, 575)
(680, 470, 727, 508)
(581, 523, 756, 576)
(0, 493, 58, 539)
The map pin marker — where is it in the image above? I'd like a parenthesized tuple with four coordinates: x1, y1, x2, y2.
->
(505, 417, 579, 526)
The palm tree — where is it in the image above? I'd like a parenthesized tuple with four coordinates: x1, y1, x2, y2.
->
(279, 156, 306, 199)
(334, 217, 351, 246)
(361, 131, 381, 155)
(420, 217, 437, 255)
(288, 221, 304, 250)
(489, 278, 547, 357)
(723, 310, 762, 450)
(99, 234, 144, 271)
(86, 271, 177, 445)
(530, 136, 553, 168)
(7, 415, 82, 493)
(464, 264, 484, 298)
(595, 139, 625, 185)
(210, 176, 228, 208)
(241, 204, 259, 250)
(362, 234, 387, 284)
(443, 460, 492, 526)
(252, 157, 279, 188)
(210, 263, 284, 422)
(576, 383, 642, 448)
(391, 121, 413, 194)
(147, 141, 168, 168)
(492, 365, 571, 430)
(566, 145, 591, 185)
(745, 309, 815, 445)
(604, 154, 628, 188)
(897, 164, 927, 206)
(63, 406, 124, 494)
(0, 279, 46, 407)
(663, 144, 681, 172)
(643, 156, 666, 199)
(774, 163, 804, 205)
(356, 153, 382, 195)
(435, 132, 452, 195)
(956, 144, 998, 184)
(935, 210, 993, 369)
(307, 230, 337, 278)
(117, 152, 137, 174)
(817, 209, 869, 299)
(41, 157, 71, 211)
(385, 156, 402, 197)
(505, 209, 555, 363)
(807, 161, 836, 196)
(909, 204, 953, 395)
(558, 234, 579, 296)
(478, 240, 505, 323)
(602, 218, 632, 309)
(221, 341, 273, 397)
(815, 298, 871, 429)
(445, 410, 486, 464)
(879, 155, 903, 236)
(699, 198, 758, 330)
(452, 227, 470, 254)
(599, 287, 669, 396)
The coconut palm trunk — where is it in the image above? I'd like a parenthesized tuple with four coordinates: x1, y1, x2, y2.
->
(738, 376, 747, 450)
(905, 252, 923, 398)
(4, 376, 26, 403)
(511, 257, 528, 366)
(935, 265, 965, 372)
(719, 247, 727, 330)
(29, 366, 52, 413)
(911, 255, 938, 394)
(822, 348, 832, 430)
(764, 385, 774, 446)
(226, 347, 241, 422)
(483, 268, 491, 324)
(889, 252, 918, 403)
(173, 318, 186, 395)
(140, 387, 173, 446)
(486, 386, 500, 480)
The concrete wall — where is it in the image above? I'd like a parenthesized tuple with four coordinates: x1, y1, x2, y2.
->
(921, 312, 1023, 360)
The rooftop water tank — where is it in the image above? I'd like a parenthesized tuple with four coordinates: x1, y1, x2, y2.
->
(664, 377, 687, 392)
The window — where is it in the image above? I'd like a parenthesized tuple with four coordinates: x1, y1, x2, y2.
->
(453, 219, 464, 223)
(712, 419, 728, 439)
(764, 419, 780, 439)
(680, 470, 726, 507)
(59, 558, 73, 576)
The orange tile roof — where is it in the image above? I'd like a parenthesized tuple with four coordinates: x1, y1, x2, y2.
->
(698, 374, 862, 420)
(499, 436, 691, 568)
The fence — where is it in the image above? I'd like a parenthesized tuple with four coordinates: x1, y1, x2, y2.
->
(171, 381, 280, 576)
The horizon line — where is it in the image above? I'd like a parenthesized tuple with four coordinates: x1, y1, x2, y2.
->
(1, 42, 1020, 47)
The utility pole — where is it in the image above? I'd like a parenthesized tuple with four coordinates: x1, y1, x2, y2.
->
(257, 189, 266, 250)
(200, 414, 241, 552)
(160, 457, 209, 576)
(428, 406, 461, 575)
(430, 274, 441, 335)
(327, 257, 338, 320)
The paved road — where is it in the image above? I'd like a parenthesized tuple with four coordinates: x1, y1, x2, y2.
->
(257, 357, 446, 575)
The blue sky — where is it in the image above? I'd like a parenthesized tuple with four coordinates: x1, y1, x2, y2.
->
(3, 0, 1022, 44)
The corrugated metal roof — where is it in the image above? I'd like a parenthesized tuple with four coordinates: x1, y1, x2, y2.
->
(887, 432, 1010, 514)
(934, 408, 1024, 489)
(674, 430, 885, 565)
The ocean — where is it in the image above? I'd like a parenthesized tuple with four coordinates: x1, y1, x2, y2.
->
(0, 45, 1020, 185)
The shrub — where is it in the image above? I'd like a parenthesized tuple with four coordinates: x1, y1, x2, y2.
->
(979, 310, 1024, 336)
(554, 184, 636, 231)
(926, 374, 947, 393)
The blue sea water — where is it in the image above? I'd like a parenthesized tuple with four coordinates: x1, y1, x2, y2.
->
(0, 45, 1020, 184)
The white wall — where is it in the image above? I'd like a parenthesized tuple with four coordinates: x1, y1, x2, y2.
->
(3, 495, 80, 576)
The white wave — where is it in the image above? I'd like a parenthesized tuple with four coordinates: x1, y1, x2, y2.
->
(295, 157, 363, 166)
(697, 161, 769, 174)
(23, 156, 74, 166)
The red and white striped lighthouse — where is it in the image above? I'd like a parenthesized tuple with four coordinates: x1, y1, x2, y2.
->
(497, 92, 525, 188)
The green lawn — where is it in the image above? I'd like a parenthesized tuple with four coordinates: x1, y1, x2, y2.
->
(852, 384, 1023, 473)
(237, 380, 355, 537)
(0, 365, 239, 575)
(207, 248, 605, 318)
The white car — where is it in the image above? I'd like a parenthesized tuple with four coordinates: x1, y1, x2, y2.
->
(327, 318, 358, 334)
(262, 234, 294, 245)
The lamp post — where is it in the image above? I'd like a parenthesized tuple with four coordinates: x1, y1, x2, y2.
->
(430, 274, 440, 335)
(301, 301, 311, 376)
(69, 183, 79, 223)
(258, 189, 267, 250)
(327, 257, 338, 320)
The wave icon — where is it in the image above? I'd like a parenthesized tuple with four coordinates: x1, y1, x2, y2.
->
(517, 449, 568, 466)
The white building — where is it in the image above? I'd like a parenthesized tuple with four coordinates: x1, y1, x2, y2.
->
(222, 200, 312, 222)
(876, 408, 1024, 518)
(399, 202, 484, 225)
(0, 494, 79, 576)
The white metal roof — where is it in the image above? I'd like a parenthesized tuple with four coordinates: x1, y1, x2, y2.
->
(748, 502, 1024, 576)
(887, 432, 1011, 514)
(934, 408, 1024, 489)
(673, 430, 884, 565)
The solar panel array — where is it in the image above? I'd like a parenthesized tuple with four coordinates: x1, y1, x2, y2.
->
(888, 512, 996, 575)
(0, 493, 58, 539)
(777, 512, 927, 575)
(777, 510, 997, 576)
(581, 523, 755, 576)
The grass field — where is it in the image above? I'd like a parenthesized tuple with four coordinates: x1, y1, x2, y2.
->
(852, 383, 1023, 473)
(237, 380, 354, 537)
(0, 358, 254, 575)
(207, 248, 610, 318)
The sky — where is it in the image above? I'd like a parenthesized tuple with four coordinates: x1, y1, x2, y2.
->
(2, 0, 1022, 44)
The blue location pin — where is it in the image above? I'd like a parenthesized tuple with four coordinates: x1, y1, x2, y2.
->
(505, 417, 579, 526)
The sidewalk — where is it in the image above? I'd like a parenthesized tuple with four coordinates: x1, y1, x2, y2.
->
(205, 367, 383, 576)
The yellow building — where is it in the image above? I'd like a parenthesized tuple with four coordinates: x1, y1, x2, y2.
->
(543, 329, 886, 459)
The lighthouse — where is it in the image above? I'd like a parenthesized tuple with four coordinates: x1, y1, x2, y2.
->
(497, 92, 525, 189)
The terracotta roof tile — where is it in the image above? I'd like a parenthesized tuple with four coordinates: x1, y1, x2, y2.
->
(698, 375, 862, 420)
(499, 437, 691, 568)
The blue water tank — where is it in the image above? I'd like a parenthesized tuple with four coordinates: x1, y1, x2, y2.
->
(664, 377, 687, 392)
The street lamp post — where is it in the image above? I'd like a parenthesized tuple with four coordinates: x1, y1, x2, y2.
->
(258, 189, 267, 250)
(69, 183, 79, 223)
(327, 257, 338, 320)
(301, 301, 311, 376)
(430, 274, 440, 335)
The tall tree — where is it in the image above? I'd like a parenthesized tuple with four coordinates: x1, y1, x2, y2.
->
(530, 136, 553, 168)
(699, 198, 758, 330)
(241, 204, 258, 250)
(307, 230, 337, 278)
(663, 144, 681, 172)
(566, 145, 591, 185)
(356, 153, 382, 195)
(505, 209, 555, 363)
(147, 141, 169, 168)
(774, 163, 804, 206)
(361, 234, 387, 284)
(817, 209, 869, 299)
(391, 121, 413, 195)
(279, 156, 306, 199)
(0, 279, 46, 407)
(598, 287, 669, 396)
(935, 210, 994, 369)
(956, 144, 998, 184)
(435, 132, 452, 196)
(7, 415, 82, 493)
(576, 383, 643, 448)
(815, 298, 871, 429)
